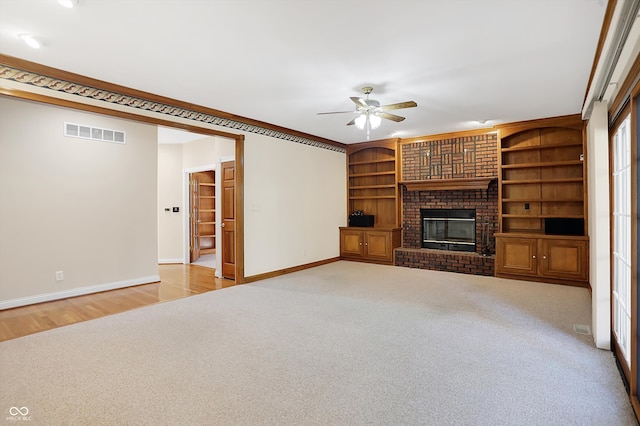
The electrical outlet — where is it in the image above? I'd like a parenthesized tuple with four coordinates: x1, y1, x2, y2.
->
(55, 271, 64, 281)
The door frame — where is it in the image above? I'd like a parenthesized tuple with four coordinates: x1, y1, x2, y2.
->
(183, 164, 216, 266)
(183, 156, 235, 278)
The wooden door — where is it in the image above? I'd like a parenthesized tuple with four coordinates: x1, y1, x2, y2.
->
(365, 230, 392, 262)
(189, 174, 200, 262)
(495, 236, 537, 276)
(540, 238, 588, 282)
(221, 161, 235, 279)
(340, 229, 364, 258)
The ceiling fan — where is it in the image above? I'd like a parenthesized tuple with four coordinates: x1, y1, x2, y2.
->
(318, 87, 417, 134)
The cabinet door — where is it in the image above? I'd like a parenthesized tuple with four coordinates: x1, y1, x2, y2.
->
(364, 230, 393, 262)
(495, 237, 538, 276)
(340, 229, 364, 258)
(540, 239, 588, 282)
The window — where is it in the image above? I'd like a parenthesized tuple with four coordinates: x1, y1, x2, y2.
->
(612, 114, 632, 367)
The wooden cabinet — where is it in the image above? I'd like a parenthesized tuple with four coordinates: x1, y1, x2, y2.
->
(340, 227, 401, 264)
(495, 115, 589, 286)
(495, 235, 588, 285)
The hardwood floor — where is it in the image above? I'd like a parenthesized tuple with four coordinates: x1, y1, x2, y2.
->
(0, 264, 235, 342)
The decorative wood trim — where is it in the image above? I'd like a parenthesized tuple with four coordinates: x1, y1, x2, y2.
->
(0, 87, 241, 139)
(235, 136, 246, 284)
(583, 0, 618, 107)
(630, 78, 639, 417)
(609, 52, 640, 125)
(0, 54, 346, 153)
(399, 127, 495, 145)
(495, 114, 584, 139)
(242, 257, 340, 283)
(399, 177, 496, 191)
(494, 272, 590, 288)
(346, 138, 399, 155)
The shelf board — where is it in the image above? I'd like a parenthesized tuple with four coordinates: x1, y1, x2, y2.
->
(501, 142, 583, 152)
(502, 198, 583, 203)
(198, 221, 216, 225)
(200, 209, 215, 212)
(349, 171, 396, 178)
(349, 195, 397, 200)
(399, 177, 496, 191)
(501, 160, 583, 169)
(501, 178, 583, 184)
(502, 214, 584, 219)
(349, 158, 396, 166)
(199, 234, 215, 238)
(199, 183, 215, 187)
(350, 184, 396, 190)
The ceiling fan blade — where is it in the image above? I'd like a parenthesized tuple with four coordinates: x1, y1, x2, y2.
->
(346, 117, 357, 126)
(379, 101, 417, 111)
(377, 112, 406, 122)
(317, 110, 356, 115)
(350, 97, 369, 108)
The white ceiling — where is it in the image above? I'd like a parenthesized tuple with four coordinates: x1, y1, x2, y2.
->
(0, 0, 608, 144)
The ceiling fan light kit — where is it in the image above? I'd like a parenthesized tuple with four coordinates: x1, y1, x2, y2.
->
(318, 87, 417, 136)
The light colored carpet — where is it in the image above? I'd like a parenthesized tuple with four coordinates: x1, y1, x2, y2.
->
(0, 261, 636, 425)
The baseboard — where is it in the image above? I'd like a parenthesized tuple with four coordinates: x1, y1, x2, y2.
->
(0, 275, 161, 310)
(158, 258, 184, 264)
(243, 257, 340, 284)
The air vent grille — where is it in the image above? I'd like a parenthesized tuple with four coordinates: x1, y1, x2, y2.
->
(64, 122, 125, 144)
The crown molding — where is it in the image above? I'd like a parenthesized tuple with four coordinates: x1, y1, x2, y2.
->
(0, 55, 346, 153)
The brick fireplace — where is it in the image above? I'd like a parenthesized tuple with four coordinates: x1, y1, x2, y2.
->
(395, 133, 498, 276)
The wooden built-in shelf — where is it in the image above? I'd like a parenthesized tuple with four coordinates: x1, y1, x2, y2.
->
(346, 140, 400, 231)
(399, 177, 496, 192)
(496, 116, 588, 287)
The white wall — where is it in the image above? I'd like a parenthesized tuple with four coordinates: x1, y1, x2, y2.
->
(244, 135, 347, 277)
(587, 101, 611, 349)
(0, 97, 159, 308)
(158, 143, 184, 263)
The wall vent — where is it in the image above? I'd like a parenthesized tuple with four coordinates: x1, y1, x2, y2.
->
(64, 122, 125, 144)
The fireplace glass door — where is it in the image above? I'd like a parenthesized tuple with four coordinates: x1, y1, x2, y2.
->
(422, 209, 476, 252)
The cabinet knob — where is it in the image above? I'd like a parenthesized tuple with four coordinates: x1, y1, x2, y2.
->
(532, 255, 536, 259)
(365, 242, 368, 246)
(543, 255, 547, 260)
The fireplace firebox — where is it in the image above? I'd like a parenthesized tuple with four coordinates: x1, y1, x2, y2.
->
(421, 209, 476, 252)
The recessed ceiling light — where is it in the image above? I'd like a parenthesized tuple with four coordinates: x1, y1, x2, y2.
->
(18, 34, 41, 49)
(58, 0, 76, 7)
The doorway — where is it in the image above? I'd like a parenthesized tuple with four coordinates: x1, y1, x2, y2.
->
(189, 170, 216, 267)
